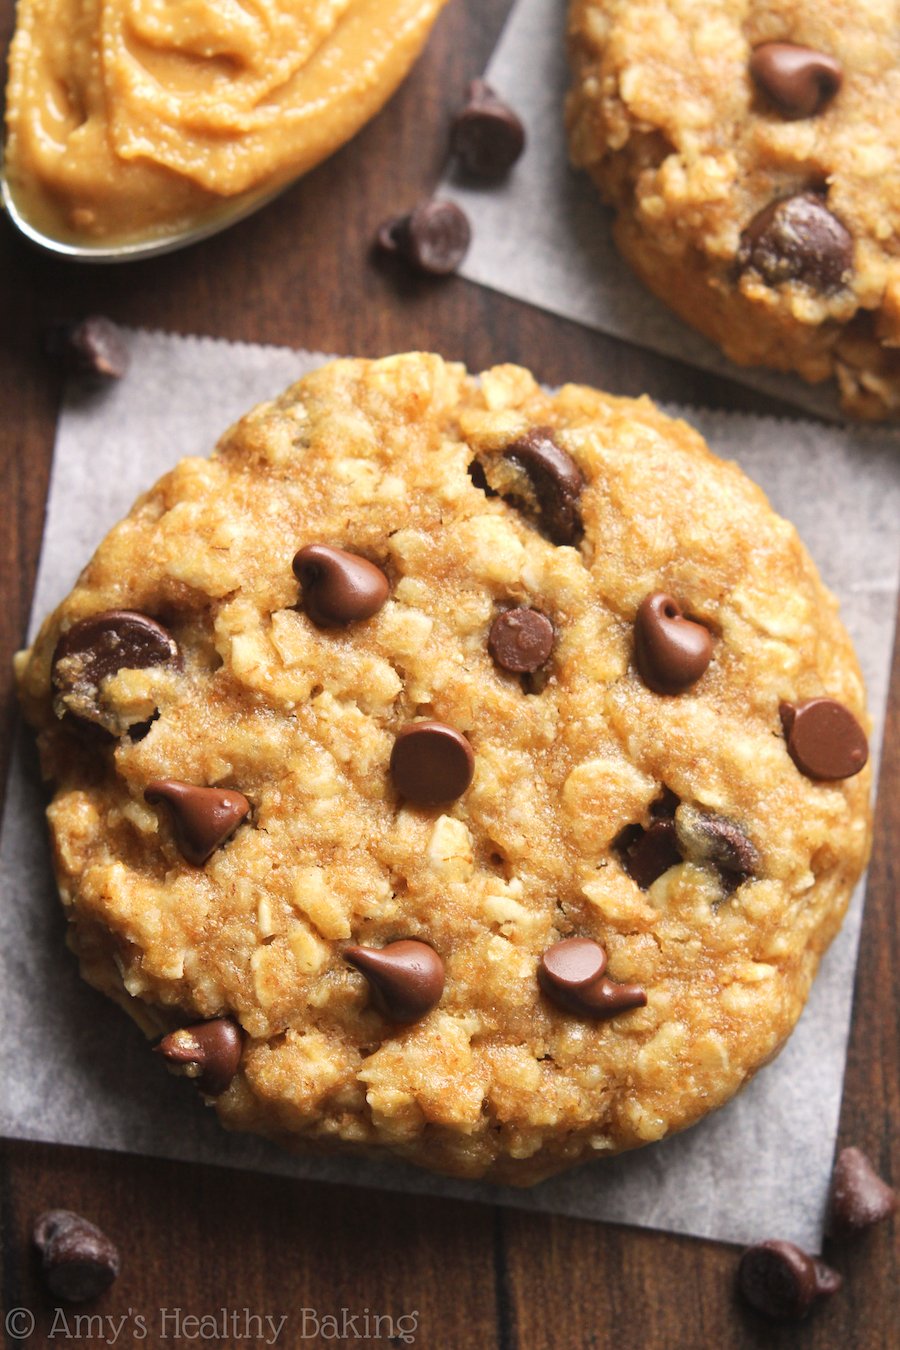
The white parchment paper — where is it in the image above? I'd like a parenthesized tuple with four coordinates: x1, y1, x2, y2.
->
(1, 331, 898, 1252)
(441, 0, 853, 422)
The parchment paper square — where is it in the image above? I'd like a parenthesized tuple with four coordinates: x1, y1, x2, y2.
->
(2, 331, 897, 1251)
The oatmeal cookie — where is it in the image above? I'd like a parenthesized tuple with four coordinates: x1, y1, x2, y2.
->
(16, 353, 871, 1183)
(567, 0, 900, 418)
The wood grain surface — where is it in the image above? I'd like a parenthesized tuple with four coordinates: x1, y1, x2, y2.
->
(1, 2, 897, 1347)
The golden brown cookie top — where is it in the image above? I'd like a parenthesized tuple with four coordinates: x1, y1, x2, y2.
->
(17, 353, 871, 1182)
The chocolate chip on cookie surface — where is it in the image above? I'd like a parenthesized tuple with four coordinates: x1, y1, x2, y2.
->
(567, 0, 900, 417)
(749, 43, 842, 120)
(16, 353, 871, 1184)
(155, 1017, 244, 1096)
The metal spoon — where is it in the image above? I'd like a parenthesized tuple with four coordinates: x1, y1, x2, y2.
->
(0, 147, 289, 263)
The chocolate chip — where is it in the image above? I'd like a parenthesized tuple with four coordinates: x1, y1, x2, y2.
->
(539, 938, 646, 1019)
(539, 936, 607, 990)
(450, 79, 526, 179)
(650, 786, 679, 819)
(634, 593, 712, 695)
(503, 427, 584, 545)
(675, 804, 759, 888)
(51, 610, 179, 734)
(488, 607, 554, 673)
(750, 43, 842, 119)
(828, 1146, 898, 1236)
(144, 780, 250, 865)
(344, 939, 445, 1022)
(780, 698, 868, 780)
(579, 977, 648, 1017)
(33, 1210, 120, 1302)
(738, 1240, 842, 1320)
(390, 721, 474, 806)
(293, 545, 389, 627)
(468, 458, 499, 497)
(376, 199, 471, 276)
(44, 316, 130, 380)
(739, 193, 853, 292)
(155, 1017, 243, 1095)
(616, 817, 682, 889)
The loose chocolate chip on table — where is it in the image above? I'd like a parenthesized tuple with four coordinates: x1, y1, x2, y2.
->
(450, 79, 526, 179)
(634, 593, 712, 695)
(738, 1240, 842, 1320)
(780, 698, 869, 780)
(376, 199, 471, 276)
(44, 316, 130, 380)
(488, 607, 554, 673)
(51, 610, 179, 730)
(155, 1017, 243, 1096)
(33, 1210, 120, 1302)
(344, 939, 445, 1022)
(738, 193, 853, 291)
(144, 780, 250, 865)
(675, 804, 759, 887)
(292, 544, 389, 627)
(539, 938, 646, 1020)
(617, 818, 682, 890)
(750, 43, 842, 120)
(828, 1146, 898, 1236)
(390, 721, 475, 805)
(503, 427, 584, 545)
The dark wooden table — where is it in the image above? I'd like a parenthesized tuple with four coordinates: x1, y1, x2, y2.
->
(1, 2, 897, 1347)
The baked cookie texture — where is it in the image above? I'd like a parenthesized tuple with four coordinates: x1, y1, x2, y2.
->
(16, 354, 871, 1183)
(566, 0, 900, 418)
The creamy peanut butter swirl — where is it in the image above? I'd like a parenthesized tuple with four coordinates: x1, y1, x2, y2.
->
(4, 0, 447, 244)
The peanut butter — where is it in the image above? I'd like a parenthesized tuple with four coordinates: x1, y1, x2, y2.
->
(4, 0, 447, 246)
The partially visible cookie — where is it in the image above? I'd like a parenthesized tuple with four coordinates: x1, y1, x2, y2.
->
(16, 353, 871, 1183)
(567, 0, 900, 418)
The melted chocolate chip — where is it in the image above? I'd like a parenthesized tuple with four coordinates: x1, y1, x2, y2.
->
(503, 427, 584, 545)
(51, 610, 179, 733)
(634, 593, 712, 695)
(344, 939, 445, 1022)
(45, 316, 130, 380)
(828, 1146, 898, 1236)
(739, 194, 853, 292)
(450, 79, 526, 178)
(468, 458, 499, 497)
(780, 698, 868, 780)
(33, 1210, 121, 1303)
(539, 938, 646, 1020)
(738, 1240, 842, 1320)
(488, 607, 554, 673)
(650, 787, 679, 819)
(293, 545, 389, 627)
(390, 722, 475, 806)
(144, 780, 250, 865)
(750, 43, 842, 119)
(155, 1017, 243, 1096)
(376, 199, 471, 276)
(616, 817, 682, 889)
(675, 805, 760, 888)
